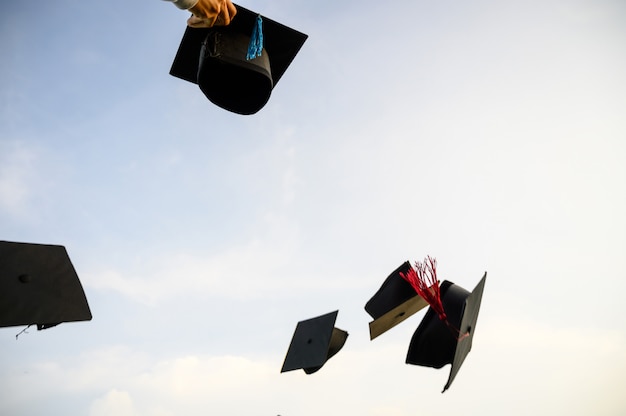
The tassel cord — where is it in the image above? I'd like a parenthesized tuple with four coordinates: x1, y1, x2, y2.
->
(400, 256, 469, 341)
(246, 15, 263, 60)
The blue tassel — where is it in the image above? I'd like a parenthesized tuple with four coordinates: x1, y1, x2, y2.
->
(246, 15, 263, 60)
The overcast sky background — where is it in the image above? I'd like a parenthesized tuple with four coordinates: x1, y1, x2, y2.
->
(1, 0, 625, 415)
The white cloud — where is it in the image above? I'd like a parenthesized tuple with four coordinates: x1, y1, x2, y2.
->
(89, 389, 137, 416)
(466, 316, 626, 415)
(84, 237, 297, 304)
(5, 320, 625, 416)
(82, 214, 369, 305)
(3, 316, 626, 416)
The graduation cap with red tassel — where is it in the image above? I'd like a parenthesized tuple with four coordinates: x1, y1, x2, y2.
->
(401, 256, 487, 392)
(365, 256, 486, 392)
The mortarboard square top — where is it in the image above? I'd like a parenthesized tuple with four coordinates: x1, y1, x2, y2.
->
(405, 273, 486, 392)
(170, 4, 308, 115)
(365, 262, 431, 340)
(281, 310, 348, 374)
(0, 241, 92, 330)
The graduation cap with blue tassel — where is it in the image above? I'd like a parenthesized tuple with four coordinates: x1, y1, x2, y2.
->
(170, 5, 308, 115)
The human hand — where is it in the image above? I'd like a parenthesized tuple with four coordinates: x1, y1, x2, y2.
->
(187, 0, 237, 28)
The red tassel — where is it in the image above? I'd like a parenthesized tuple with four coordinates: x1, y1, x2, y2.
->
(400, 256, 447, 322)
(401, 256, 469, 341)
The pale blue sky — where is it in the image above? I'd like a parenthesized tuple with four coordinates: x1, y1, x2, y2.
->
(1, 1, 626, 415)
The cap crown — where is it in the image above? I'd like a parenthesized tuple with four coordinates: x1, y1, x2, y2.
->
(405, 273, 487, 392)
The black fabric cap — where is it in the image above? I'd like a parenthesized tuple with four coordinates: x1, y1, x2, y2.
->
(170, 4, 308, 115)
(405, 273, 487, 392)
(365, 262, 430, 340)
(0, 241, 92, 330)
(281, 310, 348, 374)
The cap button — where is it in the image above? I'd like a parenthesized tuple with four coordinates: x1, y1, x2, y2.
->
(18, 274, 31, 283)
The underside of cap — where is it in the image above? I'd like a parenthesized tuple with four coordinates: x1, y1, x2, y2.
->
(405, 281, 465, 369)
(198, 31, 273, 115)
(169, 4, 308, 115)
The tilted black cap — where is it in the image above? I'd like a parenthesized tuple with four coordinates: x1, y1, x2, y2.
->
(170, 4, 308, 115)
(281, 310, 348, 374)
(365, 262, 430, 340)
(0, 241, 92, 330)
(406, 273, 487, 392)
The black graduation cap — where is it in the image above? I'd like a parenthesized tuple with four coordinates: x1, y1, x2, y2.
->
(364, 262, 430, 340)
(281, 310, 348, 374)
(0, 241, 92, 331)
(170, 4, 308, 115)
(406, 273, 486, 392)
